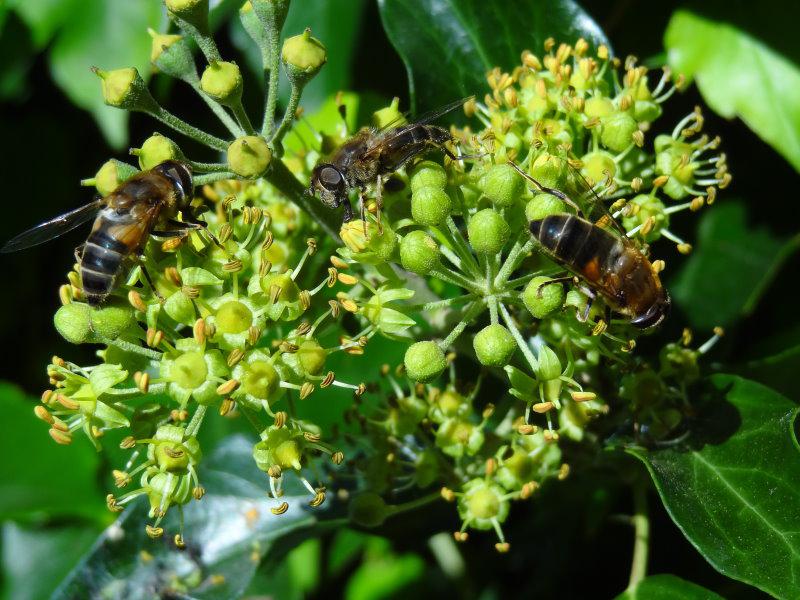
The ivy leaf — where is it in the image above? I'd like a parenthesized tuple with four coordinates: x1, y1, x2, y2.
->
(670, 201, 793, 329)
(627, 375, 800, 598)
(615, 575, 723, 600)
(0, 382, 105, 521)
(665, 10, 800, 172)
(53, 435, 346, 600)
(377, 0, 609, 114)
(48, 0, 162, 149)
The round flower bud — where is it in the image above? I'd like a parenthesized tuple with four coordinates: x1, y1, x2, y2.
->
(581, 151, 616, 184)
(240, 359, 280, 400)
(94, 67, 156, 112)
(372, 97, 406, 129)
(200, 61, 243, 105)
(150, 32, 195, 81)
(404, 341, 446, 383)
(473, 324, 516, 367)
(348, 492, 392, 527)
(411, 186, 452, 226)
(281, 28, 327, 85)
(133, 133, 184, 171)
(148, 30, 183, 64)
(457, 479, 510, 530)
(168, 352, 208, 390)
(54, 303, 93, 344)
(584, 96, 613, 119)
(165, 0, 210, 34)
(436, 418, 484, 458)
(227, 135, 272, 178)
(634, 100, 661, 123)
(409, 160, 447, 194)
(296, 339, 327, 376)
(215, 300, 253, 334)
(399, 230, 440, 275)
(523, 276, 565, 318)
(495, 447, 537, 490)
(164, 290, 196, 325)
(91, 159, 139, 196)
(468, 209, 509, 255)
(90, 299, 135, 339)
(601, 112, 638, 152)
(530, 152, 567, 189)
(525, 194, 566, 221)
(481, 163, 524, 207)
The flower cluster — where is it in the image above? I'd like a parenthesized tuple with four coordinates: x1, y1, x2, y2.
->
(31, 0, 729, 551)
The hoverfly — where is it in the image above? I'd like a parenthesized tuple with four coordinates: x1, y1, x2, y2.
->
(1, 160, 203, 306)
(511, 160, 671, 329)
(309, 97, 472, 224)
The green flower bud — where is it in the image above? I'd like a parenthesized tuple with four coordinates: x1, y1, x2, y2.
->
(227, 135, 272, 178)
(372, 97, 406, 129)
(200, 61, 243, 105)
(457, 479, 509, 530)
(54, 303, 93, 344)
(148, 29, 183, 64)
(132, 133, 184, 171)
(495, 447, 537, 490)
(239, 359, 280, 400)
(468, 209, 509, 254)
(296, 339, 328, 376)
(253, 426, 306, 472)
(93, 67, 156, 112)
(149, 31, 196, 81)
(473, 324, 516, 367)
(404, 341, 446, 383)
(88, 159, 139, 196)
(340, 219, 397, 264)
(163, 290, 196, 325)
(168, 352, 208, 390)
(481, 163, 524, 207)
(409, 160, 447, 194)
(537, 346, 562, 381)
(216, 300, 253, 334)
(399, 230, 440, 275)
(411, 186, 452, 226)
(622, 194, 668, 241)
(90, 299, 135, 339)
(385, 395, 428, 437)
(530, 152, 567, 189)
(523, 276, 565, 319)
(584, 96, 613, 119)
(634, 100, 661, 122)
(601, 112, 638, 152)
(349, 492, 392, 527)
(580, 151, 616, 184)
(165, 0, 210, 34)
(430, 389, 469, 423)
(281, 28, 327, 84)
(525, 194, 566, 221)
(436, 418, 484, 457)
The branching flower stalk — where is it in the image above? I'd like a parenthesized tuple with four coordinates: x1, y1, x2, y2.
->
(33, 0, 729, 556)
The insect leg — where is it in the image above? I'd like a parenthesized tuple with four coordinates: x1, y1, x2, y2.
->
(573, 283, 596, 323)
(508, 162, 583, 214)
(535, 275, 573, 298)
(164, 218, 228, 254)
(341, 199, 354, 224)
(136, 255, 165, 303)
(73, 244, 85, 264)
(375, 174, 384, 235)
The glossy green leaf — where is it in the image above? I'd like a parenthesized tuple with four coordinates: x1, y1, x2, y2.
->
(1, 522, 100, 600)
(665, 10, 800, 172)
(671, 201, 793, 329)
(48, 0, 162, 149)
(377, 0, 610, 114)
(615, 574, 723, 600)
(53, 435, 346, 600)
(0, 382, 105, 521)
(628, 375, 800, 599)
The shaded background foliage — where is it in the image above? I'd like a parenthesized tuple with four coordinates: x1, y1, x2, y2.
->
(0, 0, 798, 598)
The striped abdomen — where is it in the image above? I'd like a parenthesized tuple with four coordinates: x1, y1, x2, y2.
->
(80, 210, 134, 306)
(529, 214, 669, 326)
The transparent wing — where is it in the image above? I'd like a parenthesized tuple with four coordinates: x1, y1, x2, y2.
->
(360, 96, 473, 160)
(560, 159, 628, 238)
(1, 199, 103, 253)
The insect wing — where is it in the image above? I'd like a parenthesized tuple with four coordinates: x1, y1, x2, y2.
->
(561, 159, 629, 238)
(1, 199, 104, 253)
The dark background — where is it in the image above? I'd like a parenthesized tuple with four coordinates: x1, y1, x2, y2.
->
(0, 1, 792, 597)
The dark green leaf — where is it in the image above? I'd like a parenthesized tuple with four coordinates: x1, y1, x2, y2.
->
(615, 574, 723, 600)
(345, 537, 425, 600)
(8, 0, 80, 48)
(628, 375, 800, 599)
(49, 0, 162, 149)
(1, 522, 100, 600)
(0, 382, 105, 521)
(54, 435, 346, 600)
(671, 201, 795, 329)
(377, 0, 610, 114)
(665, 10, 800, 172)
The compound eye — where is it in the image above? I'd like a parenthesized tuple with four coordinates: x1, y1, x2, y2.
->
(319, 166, 343, 190)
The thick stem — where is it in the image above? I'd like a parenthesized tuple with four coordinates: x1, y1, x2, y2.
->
(185, 405, 207, 437)
(194, 171, 239, 186)
(190, 81, 243, 137)
(627, 480, 650, 589)
(261, 29, 281, 136)
(271, 84, 302, 148)
(231, 100, 256, 135)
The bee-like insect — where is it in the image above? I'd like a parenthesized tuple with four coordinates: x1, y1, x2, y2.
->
(309, 98, 471, 223)
(511, 161, 671, 329)
(1, 160, 198, 306)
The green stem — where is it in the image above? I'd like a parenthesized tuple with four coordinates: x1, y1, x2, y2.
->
(190, 81, 243, 137)
(98, 337, 162, 360)
(104, 383, 167, 396)
(185, 405, 207, 437)
(261, 26, 281, 136)
(231, 100, 255, 135)
(430, 265, 481, 293)
(388, 492, 441, 517)
(498, 303, 538, 371)
(271, 83, 302, 149)
(628, 480, 650, 589)
(439, 301, 485, 349)
(407, 293, 475, 312)
(445, 217, 481, 276)
(146, 105, 229, 151)
(495, 238, 535, 287)
(187, 161, 231, 173)
(194, 171, 239, 186)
